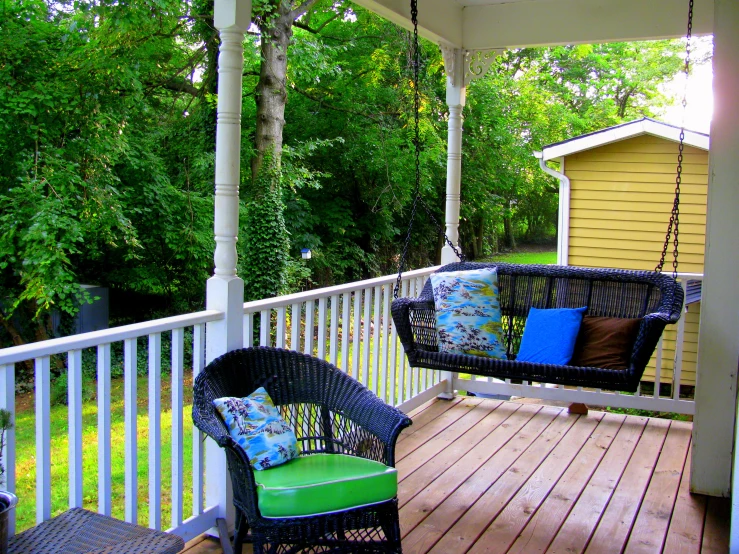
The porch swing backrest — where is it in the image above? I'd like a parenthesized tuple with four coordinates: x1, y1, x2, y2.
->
(393, 262, 684, 391)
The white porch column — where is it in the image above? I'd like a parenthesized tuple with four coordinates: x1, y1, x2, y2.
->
(205, 0, 251, 532)
(440, 46, 466, 266)
(691, 0, 739, 503)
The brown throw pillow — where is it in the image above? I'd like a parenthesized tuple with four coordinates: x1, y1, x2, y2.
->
(569, 316, 642, 370)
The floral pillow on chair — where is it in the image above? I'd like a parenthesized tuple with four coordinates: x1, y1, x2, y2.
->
(213, 387, 299, 470)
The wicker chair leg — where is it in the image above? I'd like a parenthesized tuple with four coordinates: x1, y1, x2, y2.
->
(380, 503, 403, 553)
(232, 509, 249, 553)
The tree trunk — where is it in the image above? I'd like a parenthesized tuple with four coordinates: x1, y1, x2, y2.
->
(252, 5, 294, 184)
(503, 215, 516, 250)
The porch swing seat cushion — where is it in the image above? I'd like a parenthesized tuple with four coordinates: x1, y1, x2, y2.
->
(391, 262, 684, 392)
(254, 453, 398, 518)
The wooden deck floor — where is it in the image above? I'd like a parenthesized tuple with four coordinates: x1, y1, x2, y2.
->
(184, 397, 730, 554)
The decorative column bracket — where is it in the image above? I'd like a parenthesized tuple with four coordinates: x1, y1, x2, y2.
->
(440, 44, 504, 87)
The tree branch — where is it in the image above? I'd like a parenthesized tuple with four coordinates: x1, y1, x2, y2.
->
(289, 83, 398, 121)
(288, 0, 322, 23)
(292, 9, 341, 34)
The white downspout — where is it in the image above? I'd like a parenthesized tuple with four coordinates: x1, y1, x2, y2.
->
(534, 152, 569, 266)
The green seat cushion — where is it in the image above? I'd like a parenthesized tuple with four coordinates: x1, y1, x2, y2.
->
(254, 453, 398, 518)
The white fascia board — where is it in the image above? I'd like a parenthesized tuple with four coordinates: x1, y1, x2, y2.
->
(540, 119, 710, 161)
(461, 0, 714, 50)
(351, 0, 463, 47)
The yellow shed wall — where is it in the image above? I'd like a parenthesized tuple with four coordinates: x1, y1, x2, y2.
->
(563, 134, 708, 387)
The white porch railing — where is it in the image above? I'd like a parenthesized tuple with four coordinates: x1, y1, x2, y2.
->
(241, 266, 444, 414)
(0, 266, 700, 542)
(0, 310, 224, 541)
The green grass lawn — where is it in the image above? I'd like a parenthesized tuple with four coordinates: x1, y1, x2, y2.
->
(481, 250, 557, 265)
(13, 372, 196, 531)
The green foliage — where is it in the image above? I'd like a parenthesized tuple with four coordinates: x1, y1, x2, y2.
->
(0, 0, 697, 347)
(0, 0, 215, 347)
(241, 151, 290, 301)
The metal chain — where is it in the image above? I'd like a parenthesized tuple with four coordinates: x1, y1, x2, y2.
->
(394, 0, 465, 299)
(656, 0, 693, 278)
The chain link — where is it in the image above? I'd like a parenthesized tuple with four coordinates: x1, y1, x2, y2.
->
(395, 0, 465, 298)
(656, 0, 693, 278)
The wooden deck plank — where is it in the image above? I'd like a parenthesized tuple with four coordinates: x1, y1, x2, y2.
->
(399, 404, 539, 531)
(398, 397, 465, 443)
(506, 413, 626, 554)
(426, 409, 578, 554)
(180, 399, 729, 554)
(396, 397, 483, 459)
(663, 442, 707, 554)
(624, 420, 692, 553)
(401, 406, 563, 554)
(396, 400, 501, 484)
(583, 417, 671, 554)
(701, 496, 731, 554)
(398, 402, 525, 508)
(468, 412, 606, 554)
(546, 415, 650, 554)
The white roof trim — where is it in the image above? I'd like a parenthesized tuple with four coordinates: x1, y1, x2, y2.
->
(539, 118, 709, 161)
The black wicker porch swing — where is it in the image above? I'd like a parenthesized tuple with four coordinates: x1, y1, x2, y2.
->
(390, 0, 693, 393)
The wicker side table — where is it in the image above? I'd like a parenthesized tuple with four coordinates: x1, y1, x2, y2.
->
(9, 508, 185, 553)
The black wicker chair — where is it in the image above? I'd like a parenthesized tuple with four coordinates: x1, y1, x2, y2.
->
(391, 262, 684, 392)
(192, 347, 412, 554)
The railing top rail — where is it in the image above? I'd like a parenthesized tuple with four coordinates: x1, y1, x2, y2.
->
(243, 266, 441, 313)
(0, 310, 224, 366)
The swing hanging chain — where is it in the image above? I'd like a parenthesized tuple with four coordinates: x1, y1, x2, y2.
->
(394, 0, 465, 299)
(656, 0, 693, 278)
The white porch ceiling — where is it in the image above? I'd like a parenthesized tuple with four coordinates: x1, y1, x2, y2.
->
(351, 0, 714, 50)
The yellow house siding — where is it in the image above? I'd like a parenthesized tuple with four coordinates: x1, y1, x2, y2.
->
(562, 134, 708, 386)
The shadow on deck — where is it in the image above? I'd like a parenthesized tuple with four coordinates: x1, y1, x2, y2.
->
(184, 397, 730, 553)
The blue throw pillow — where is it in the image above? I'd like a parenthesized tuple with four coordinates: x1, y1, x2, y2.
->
(213, 387, 299, 470)
(516, 306, 588, 365)
(430, 267, 507, 359)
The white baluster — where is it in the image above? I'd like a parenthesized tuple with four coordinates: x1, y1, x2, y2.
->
(124, 338, 137, 522)
(172, 328, 184, 528)
(389, 286, 399, 406)
(276, 307, 286, 349)
(97, 344, 111, 516)
(243, 312, 254, 348)
(362, 288, 372, 388)
(304, 301, 314, 356)
(352, 291, 362, 379)
(318, 297, 328, 360)
(290, 303, 301, 351)
(35, 356, 51, 522)
(260, 309, 270, 347)
(380, 284, 391, 403)
(329, 294, 339, 365)
(372, 285, 382, 395)
(341, 293, 350, 372)
(148, 333, 162, 529)
(67, 350, 82, 509)
(192, 324, 205, 516)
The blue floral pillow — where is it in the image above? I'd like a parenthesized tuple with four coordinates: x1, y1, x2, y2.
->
(213, 387, 299, 470)
(430, 267, 507, 359)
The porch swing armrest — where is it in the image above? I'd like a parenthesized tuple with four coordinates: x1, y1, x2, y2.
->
(391, 297, 437, 355)
(630, 312, 674, 371)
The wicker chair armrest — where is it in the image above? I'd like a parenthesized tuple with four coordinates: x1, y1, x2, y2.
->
(323, 376, 411, 466)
